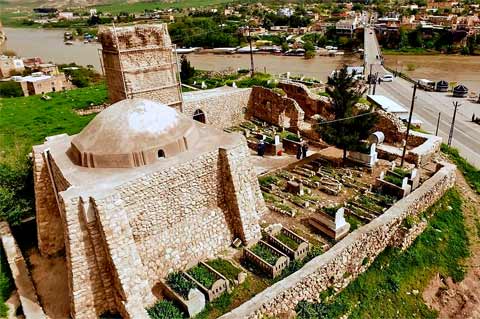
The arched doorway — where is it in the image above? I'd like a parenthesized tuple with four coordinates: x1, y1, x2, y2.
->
(193, 109, 206, 123)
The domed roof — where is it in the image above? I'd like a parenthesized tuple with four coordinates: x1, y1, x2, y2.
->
(70, 99, 198, 168)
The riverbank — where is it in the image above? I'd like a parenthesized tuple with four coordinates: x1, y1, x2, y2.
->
(1, 27, 360, 80)
(384, 54, 480, 89)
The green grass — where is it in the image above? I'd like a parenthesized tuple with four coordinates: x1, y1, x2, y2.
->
(441, 144, 480, 194)
(0, 244, 13, 317)
(187, 264, 216, 289)
(90, 0, 238, 15)
(166, 272, 196, 299)
(146, 300, 184, 319)
(296, 188, 469, 319)
(275, 232, 300, 250)
(383, 48, 440, 55)
(250, 243, 279, 266)
(384, 174, 403, 187)
(206, 259, 241, 282)
(0, 84, 107, 164)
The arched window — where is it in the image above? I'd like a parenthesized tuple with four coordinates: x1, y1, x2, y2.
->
(193, 109, 206, 123)
(157, 150, 165, 159)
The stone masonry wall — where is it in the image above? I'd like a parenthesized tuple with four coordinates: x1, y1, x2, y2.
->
(59, 193, 119, 318)
(99, 24, 182, 109)
(219, 141, 266, 244)
(92, 195, 155, 319)
(278, 81, 332, 119)
(116, 149, 235, 282)
(247, 86, 304, 129)
(220, 162, 456, 319)
(32, 146, 65, 256)
(182, 87, 251, 129)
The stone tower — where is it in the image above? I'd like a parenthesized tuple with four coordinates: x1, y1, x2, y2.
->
(98, 24, 183, 111)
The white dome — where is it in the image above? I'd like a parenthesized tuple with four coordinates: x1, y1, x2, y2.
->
(70, 99, 198, 168)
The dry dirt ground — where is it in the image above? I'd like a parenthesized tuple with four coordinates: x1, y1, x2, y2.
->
(27, 248, 70, 319)
(423, 171, 480, 319)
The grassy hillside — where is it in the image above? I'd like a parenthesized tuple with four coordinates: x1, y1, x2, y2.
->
(296, 188, 469, 319)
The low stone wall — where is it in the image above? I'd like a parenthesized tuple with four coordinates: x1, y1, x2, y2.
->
(278, 81, 332, 119)
(406, 131, 442, 166)
(0, 223, 47, 319)
(182, 87, 251, 130)
(247, 86, 304, 129)
(220, 162, 456, 319)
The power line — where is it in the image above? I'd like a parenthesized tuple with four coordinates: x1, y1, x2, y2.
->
(316, 111, 376, 125)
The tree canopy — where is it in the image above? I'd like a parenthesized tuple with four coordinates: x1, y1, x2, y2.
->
(318, 66, 377, 162)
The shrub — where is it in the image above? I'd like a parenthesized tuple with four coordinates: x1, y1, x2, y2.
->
(146, 300, 184, 319)
(166, 272, 196, 299)
(187, 264, 216, 289)
(0, 81, 24, 98)
(0, 162, 34, 225)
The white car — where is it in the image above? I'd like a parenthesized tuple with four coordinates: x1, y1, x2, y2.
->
(382, 74, 394, 82)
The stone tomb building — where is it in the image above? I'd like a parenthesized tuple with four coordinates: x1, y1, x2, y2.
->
(33, 99, 266, 318)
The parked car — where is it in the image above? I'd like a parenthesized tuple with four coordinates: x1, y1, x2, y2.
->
(382, 74, 394, 82)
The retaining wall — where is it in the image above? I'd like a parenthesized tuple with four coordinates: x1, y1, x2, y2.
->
(220, 162, 456, 318)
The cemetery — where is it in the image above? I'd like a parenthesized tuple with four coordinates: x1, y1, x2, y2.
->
(3, 22, 458, 319)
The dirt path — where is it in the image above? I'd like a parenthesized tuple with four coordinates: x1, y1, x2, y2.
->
(423, 171, 480, 318)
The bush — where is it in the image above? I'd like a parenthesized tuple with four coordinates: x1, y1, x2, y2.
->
(0, 162, 34, 225)
(0, 81, 24, 98)
(146, 300, 184, 319)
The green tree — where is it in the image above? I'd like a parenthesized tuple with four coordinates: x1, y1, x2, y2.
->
(319, 66, 377, 163)
(303, 40, 315, 59)
(0, 82, 23, 98)
(180, 55, 195, 82)
(0, 162, 34, 225)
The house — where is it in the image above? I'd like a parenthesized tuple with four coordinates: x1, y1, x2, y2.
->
(0, 55, 25, 78)
(336, 17, 359, 36)
(14, 72, 70, 96)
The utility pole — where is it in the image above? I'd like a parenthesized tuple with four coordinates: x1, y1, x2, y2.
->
(247, 27, 255, 78)
(368, 63, 373, 94)
(448, 101, 461, 146)
(435, 112, 441, 136)
(401, 82, 417, 167)
(372, 72, 378, 95)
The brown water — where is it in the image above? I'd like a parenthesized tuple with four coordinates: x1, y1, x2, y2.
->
(384, 55, 480, 90)
(2, 27, 359, 81)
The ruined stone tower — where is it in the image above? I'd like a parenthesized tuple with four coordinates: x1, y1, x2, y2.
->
(98, 24, 183, 111)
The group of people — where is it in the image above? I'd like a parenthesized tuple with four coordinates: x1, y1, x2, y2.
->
(256, 139, 309, 160)
(296, 143, 309, 160)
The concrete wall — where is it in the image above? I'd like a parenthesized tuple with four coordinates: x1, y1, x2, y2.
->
(220, 162, 456, 319)
(247, 86, 304, 129)
(182, 87, 251, 129)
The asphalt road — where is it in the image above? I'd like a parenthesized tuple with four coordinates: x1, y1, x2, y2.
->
(364, 26, 480, 168)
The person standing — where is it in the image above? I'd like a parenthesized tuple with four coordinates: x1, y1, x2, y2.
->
(302, 143, 308, 159)
(258, 140, 266, 157)
(296, 143, 302, 160)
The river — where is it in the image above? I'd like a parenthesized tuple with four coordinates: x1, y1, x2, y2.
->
(2, 27, 360, 81)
